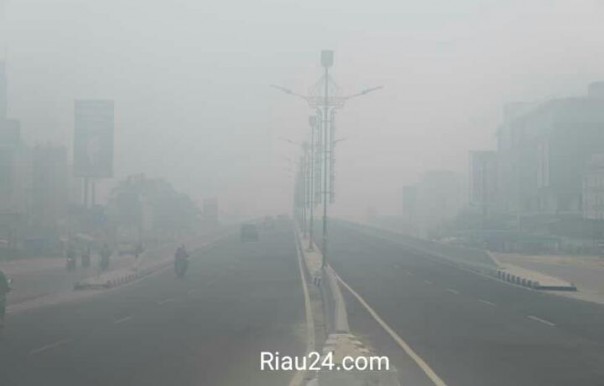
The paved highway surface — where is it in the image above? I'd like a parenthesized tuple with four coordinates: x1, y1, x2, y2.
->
(0, 224, 304, 386)
(329, 222, 604, 386)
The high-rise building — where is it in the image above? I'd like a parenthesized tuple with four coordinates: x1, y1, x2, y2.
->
(469, 151, 498, 217)
(29, 145, 69, 239)
(582, 154, 604, 220)
(497, 82, 604, 219)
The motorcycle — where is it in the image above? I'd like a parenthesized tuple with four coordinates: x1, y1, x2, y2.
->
(174, 258, 188, 279)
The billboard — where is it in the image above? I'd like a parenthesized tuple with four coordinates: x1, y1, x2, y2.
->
(74, 99, 114, 178)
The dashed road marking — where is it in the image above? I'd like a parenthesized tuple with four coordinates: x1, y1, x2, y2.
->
(478, 299, 495, 306)
(335, 270, 448, 386)
(158, 298, 174, 305)
(30, 339, 72, 355)
(114, 315, 132, 324)
(528, 315, 555, 327)
(424, 280, 433, 285)
(446, 288, 459, 295)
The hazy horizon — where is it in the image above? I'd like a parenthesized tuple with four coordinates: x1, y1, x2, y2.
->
(2, 0, 604, 218)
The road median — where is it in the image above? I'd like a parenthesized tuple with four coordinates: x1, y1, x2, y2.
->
(295, 230, 400, 386)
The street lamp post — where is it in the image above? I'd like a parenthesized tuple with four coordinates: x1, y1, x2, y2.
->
(320, 49, 333, 268)
(271, 50, 383, 267)
(308, 115, 317, 251)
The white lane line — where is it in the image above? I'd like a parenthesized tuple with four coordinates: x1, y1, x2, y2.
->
(158, 298, 174, 305)
(446, 288, 459, 295)
(403, 270, 413, 276)
(29, 339, 72, 355)
(114, 315, 132, 325)
(334, 270, 448, 386)
(478, 299, 495, 306)
(289, 232, 315, 386)
(424, 280, 433, 285)
(528, 315, 555, 327)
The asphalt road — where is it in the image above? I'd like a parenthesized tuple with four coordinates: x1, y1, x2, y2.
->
(328, 223, 604, 386)
(0, 224, 305, 386)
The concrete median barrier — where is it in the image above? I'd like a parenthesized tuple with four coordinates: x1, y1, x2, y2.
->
(296, 230, 401, 386)
(496, 267, 576, 291)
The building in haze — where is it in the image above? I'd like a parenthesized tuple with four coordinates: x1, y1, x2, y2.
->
(417, 170, 463, 238)
(582, 154, 604, 221)
(468, 150, 498, 219)
(28, 145, 69, 242)
(496, 82, 604, 231)
(0, 61, 29, 252)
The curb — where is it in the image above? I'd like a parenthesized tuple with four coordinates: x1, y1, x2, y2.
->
(74, 260, 173, 291)
(495, 268, 577, 291)
(72, 231, 231, 292)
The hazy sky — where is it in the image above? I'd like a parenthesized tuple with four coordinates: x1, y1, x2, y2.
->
(2, 0, 604, 218)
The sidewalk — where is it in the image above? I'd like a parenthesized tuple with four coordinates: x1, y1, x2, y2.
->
(493, 253, 604, 304)
(74, 228, 231, 290)
(1, 253, 138, 305)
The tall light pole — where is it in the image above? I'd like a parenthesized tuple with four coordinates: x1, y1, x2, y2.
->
(308, 115, 317, 251)
(271, 51, 383, 266)
(320, 50, 333, 268)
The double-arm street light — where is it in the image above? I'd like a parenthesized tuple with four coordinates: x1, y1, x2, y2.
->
(272, 50, 383, 267)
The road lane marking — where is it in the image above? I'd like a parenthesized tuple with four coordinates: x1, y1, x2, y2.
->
(478, 299, 495, 306)
(446, 288, 459, 295)
(114, 315, 132, 324)
(289, 232, 315, 386)
(29, 339, 72, 355)
(158, 298, 174, 305)
(334, 269, 448, 386)
(424, 280, 433, 285)
(528, 315, 555, 327)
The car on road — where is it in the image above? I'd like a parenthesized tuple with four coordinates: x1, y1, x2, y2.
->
(241, 223, 259, 242)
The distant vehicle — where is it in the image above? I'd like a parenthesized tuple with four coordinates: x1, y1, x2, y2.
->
(241, 223, 259, 242)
